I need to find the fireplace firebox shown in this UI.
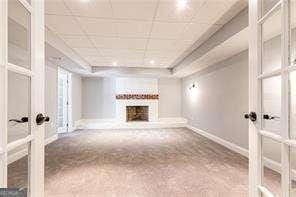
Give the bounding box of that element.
[126,106,148,122]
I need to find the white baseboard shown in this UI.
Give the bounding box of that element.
[186,124,296,180]
[8,148,28,165]
[186,124,249,158]
[45,134,59,145]
[8,134,58,164]
[68,126,75,133]
[75,118,187,130]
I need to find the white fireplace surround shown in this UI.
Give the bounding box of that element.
[116,78,159,122]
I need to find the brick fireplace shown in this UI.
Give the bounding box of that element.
[116,78,159,122]
[126,106,149,122]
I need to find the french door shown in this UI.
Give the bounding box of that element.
[0,0,45,196]
[249,0,296,196]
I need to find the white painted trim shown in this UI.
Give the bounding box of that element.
[7,63,34,77]
[249,0,263,196]
[8,134,58,164]
[186,124,296,181]
[158,117,188,122]
[280,0,291,195]
[8,148,28,165]
[75,118,187,130]
[7,135,33,152]
[258,185,274,197]
[45,134,58,145]
[30,0,46,196]
[257,0,282,24]
[18,0,32,14]
[68,126,75,133]
[0,0,8,187]
[186,124,249,157]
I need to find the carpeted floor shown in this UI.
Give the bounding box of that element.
[8,128,284,196]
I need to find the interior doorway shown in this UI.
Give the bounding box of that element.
[58,67,72,133]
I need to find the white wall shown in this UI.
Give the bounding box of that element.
[158,78,182,118]
[82,77,116,119]
[81,77,182,120]
[71,73,82,127]
[182,51,249,149]
[116,78,158,94]
[182,31,296,166]
[45,61,58,139]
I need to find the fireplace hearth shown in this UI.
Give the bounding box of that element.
[126,106,148,122]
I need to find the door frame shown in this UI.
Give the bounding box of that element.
[0,0,45,196]
[249,0,295,196]
[0,0,8,187]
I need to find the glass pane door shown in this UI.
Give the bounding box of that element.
[249,0,295,196]
[7,0,32,195]
[0,0,45,196]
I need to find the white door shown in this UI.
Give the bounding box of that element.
[58,68,69,133]
[248,0,296,196]
[0,0,45,196]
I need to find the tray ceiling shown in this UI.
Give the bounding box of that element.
[45,0,243,69]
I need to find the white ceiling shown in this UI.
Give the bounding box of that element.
[173,2,296,77]
[45,0,242,68]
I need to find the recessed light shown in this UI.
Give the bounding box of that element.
[112,61,118,66]
[177,0,187,10]
[149,60,155,64]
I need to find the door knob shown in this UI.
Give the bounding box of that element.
[263,114,280,120]
[36,113,50,125]
[9,117,28,123]
[244,111,257,122]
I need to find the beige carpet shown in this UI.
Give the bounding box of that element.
[8,128,283,196]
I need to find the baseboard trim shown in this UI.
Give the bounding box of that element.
[8,134,58,164]
[8,148,28,165]
[186,124,296,180]
[75,118,187,130]
[45,134,58,145]
[186,124,249,157]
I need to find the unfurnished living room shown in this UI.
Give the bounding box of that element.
[0,0,296,196]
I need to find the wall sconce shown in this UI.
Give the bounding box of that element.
[189,83,197,90]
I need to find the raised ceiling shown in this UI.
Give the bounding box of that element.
[45,0,243,69]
